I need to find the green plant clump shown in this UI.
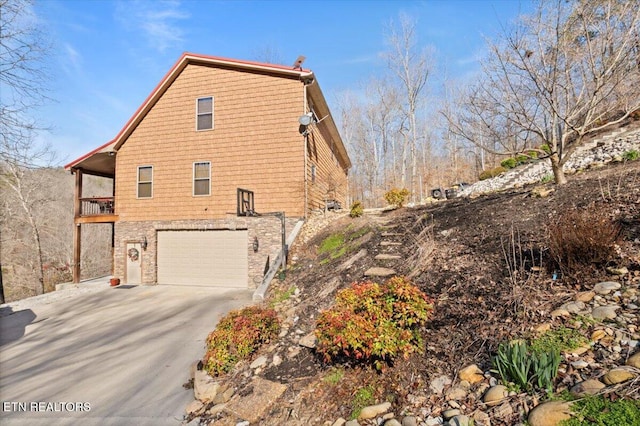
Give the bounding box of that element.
[622,149,639,161]
[492,339,561,392]
[479,166,508,181]
[531,327,588,354]
[350,200,364,218]
[501,158,518,169]
[384,188,410,208]
[540,174,554,183]
[560,395,640,426]
[350,385,376,419]
[315,276,433,370]
[516,153,530,164]
[540,143,551,154]
[323,367,345,385]
[203,306,280,376]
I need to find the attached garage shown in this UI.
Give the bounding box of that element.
[157,230,248,287]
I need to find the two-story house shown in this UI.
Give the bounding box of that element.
[65,52,351,288]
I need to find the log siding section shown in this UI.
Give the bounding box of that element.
[115,64,307,221]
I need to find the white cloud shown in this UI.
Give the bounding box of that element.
[115,0,189,53]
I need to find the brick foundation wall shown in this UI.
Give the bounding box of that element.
[114,215,300,287]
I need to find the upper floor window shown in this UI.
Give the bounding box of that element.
[196,96,214,131]
[137,166,153,198]
[193,161,211,196]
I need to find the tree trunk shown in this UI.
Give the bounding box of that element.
[549,153,567,185]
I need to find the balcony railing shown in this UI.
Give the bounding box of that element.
[80,197,115,216]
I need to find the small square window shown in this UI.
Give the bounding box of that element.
[193,161,211,196]
[197,97,214,131]
[137,166,153,198]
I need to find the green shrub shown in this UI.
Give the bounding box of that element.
[527,150,539,159]
[384,188,410,208]
[492,339,561,392]
[203,306,280,376]
[315,276,433,370]
[501,158,518,169]
[479,166,508,181]
[561,395,640,426]
[622,149,639,161]
[350,201,364,218]
[516,154,529,164]
[540,144,551,154]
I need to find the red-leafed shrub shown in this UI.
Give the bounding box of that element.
[203,306,280,376]
[315,276,433,370]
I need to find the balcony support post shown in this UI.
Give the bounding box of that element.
[73,169,83,283]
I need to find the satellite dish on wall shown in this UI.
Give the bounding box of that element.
[298,112,314,126]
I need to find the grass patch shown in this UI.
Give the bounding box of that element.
[269,286,296,306]
[560,395,640,426]
[350,385,376,419]
[318,226,372,264]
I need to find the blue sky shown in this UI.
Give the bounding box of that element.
[33,0,532,164]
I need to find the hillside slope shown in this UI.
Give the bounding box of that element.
[195,159,640,426]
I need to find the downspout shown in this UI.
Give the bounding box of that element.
[303,82,309,219]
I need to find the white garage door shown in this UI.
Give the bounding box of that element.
[157,230,248,287]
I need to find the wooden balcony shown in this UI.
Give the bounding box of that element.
[75,197,118,223]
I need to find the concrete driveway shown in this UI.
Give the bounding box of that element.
[0,282,254,425]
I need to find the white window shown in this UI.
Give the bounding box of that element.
[137,166,153,198]
[193,161,211,196]
[196,97,213,131]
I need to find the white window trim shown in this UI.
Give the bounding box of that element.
[196,96,214,131]
[193,161,211,196]
[137,165,153,199]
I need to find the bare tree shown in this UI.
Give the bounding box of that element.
[383,14,433,199]
[448,0,640,184]
[0,0,51,166]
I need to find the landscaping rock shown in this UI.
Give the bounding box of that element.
[442,408,461,419]
[606,266,629,276]
[527,401,572,426]
[364,267,396,277]
[345,419,360,426]
[575,291,596,302]
[591,305,620,320]
[430,375,452,395]
[458,364,484,384]
[224,377,287,423]
[250,355,267,369]
[561,300,586,314]
[593,281,621,295]
[448,415,472,426]
[482,385,508,407]
[185,400,204,415]
[401,415,418,426]
[446,385,468,401]
[570,379,606,396]
[602,368,637,385]
[194,369,222,403]
[332,418,347,426]
[384,419,402,426]
[375,254,402,260]
[358,401,391,420]
[299,332,317,349]
[627,351,640,368]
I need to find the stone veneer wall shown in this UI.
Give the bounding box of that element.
[114,215,300,287]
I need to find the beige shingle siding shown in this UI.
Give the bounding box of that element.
[307,123,348,211]
[116,64,308,220]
